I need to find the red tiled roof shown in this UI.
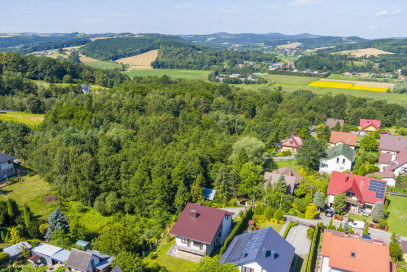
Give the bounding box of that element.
[379,152,392,164]
[379,135,407,153]
[170,203,229,244]
[327,171,387,205]
[329,131,357,146]
[360,119,381,130]
[281,135,304,148]
[321,230,395,272]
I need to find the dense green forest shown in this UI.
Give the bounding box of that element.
[79,34,278,70]
[264,36,366,49]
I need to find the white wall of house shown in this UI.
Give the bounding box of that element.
[327,195,335,207]
[320,155,352,174]
[221,215,232,244]
[380,150,397,160]
[0,161,15,180]
[393,162,407,176]
[321,256,350,272]
[380,163,389,172]
[238,261,264,272]
[175,236,208,255]
[330,143,355,150]
[382,177,396,187]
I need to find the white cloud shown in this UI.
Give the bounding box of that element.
[288,0,318,6]
[375,10,389,17]
[114,14,130,17]
[392,9,402,15]
[174,3,197,9]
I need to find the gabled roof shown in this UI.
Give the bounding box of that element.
[373,171,396,180]
[220,227,294,271]
[401,240,407,254]
[2,242,31,257]
[281,135,304,148]
[379,135,407,153]
[32,243,63,257]
[379,152,392,164]
[326,118,344,129]
[321,143,355,162]
[385,148,407,172]
[263,166,303,194]
[360,119,381,130]
[327,171,387,205]
[321,230,395,272]
[111,266,124,272]
[66,248,93,272]
[329,131,357,146]
[0,152,16,164]
[170,203,230,244]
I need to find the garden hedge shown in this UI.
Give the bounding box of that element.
[218,207,254,256]
[306,223,322,272]
[282,221,298,239]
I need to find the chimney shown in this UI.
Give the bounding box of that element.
[345,174,349,182]
[289,171,292,176]
[189,209,198,218]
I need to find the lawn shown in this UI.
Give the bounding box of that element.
[84,60,124,70]
[0,111,45,127]
[144,238,199,272]
[348,213,373,224]
[124,69,211,81]
[0,175,52,218]
[386,195,407,237]
[257,221,284,233]
[276,160,302,172]
[261,74,317,86]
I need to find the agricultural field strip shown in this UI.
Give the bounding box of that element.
[308,81,387,92]
[116,49,159,69]
[319,78,394,89]
[337,48,393,57]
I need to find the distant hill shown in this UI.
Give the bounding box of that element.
[320,38,407,54]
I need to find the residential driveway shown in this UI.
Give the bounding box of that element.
[285,225,311,255]
[219,206,250,219]
[272,156,295,161]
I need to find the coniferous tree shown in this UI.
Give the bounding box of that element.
[371,201,385,223]
[313,191,325,211]
[45,209,69,241]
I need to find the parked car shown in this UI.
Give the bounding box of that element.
[350,220,365,229]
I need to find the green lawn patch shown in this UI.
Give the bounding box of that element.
[348,213,373,224]
[386,195,407,236]
[125,69,211,81]
[144,238,199,272]
[261,74,317,86]
[0,112,45,127]
[84,61,124,70]
[276,160,302,172]
[0,175,52,218]
[257,221,284,233]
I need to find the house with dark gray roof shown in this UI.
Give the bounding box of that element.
[31,243,70,266]
[220,227,295,272]
[66,248,113,272]
[0,152,16,181]
[319,143,355,174]
[170,202,233,257]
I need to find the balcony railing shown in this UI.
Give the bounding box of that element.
[345,196,360,204]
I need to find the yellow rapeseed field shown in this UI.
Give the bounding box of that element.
[308,81,354,89]
[308,80,389,92]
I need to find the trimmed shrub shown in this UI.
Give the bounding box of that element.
[282,221,298,239]
[307,227,315,240]
[0,252,9,266]
[273,208,284,221]
[306,223,322,272]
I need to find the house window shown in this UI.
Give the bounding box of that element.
[181,237,188,244]
[241,267,254,272]
[343,158,345,164]
[336,158,339,164]
[351,252,356,257]
[193,241,203,250]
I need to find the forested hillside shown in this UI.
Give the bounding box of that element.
[1,76,406,232]
[79,34,278,70]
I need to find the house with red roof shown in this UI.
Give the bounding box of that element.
[359,119,381,135]
[281,135,304,154]
[329,131,357,149]
[327,171,387,213]
[321,230,397,272]
[170,203,233,257]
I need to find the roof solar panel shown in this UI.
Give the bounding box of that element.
[225,233,252,262]
[368,179,386,199]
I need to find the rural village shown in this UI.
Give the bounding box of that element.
[1,1,407,272]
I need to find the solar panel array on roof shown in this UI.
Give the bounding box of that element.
[243,228,268,254]
[224,233,252,263]
[368,179,386,199]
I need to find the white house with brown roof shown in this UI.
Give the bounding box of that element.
[329,131,357,150]
[0,152,16,181]
[379,135,407,157]
[170,203,232,257]
[263,166,303,194]
[281,135,304,154]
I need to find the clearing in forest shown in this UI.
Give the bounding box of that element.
[338,48,393,57]
[116,49,159,70]
[0,111,45,127]
[277,42,302,49]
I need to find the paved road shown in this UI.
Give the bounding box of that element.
[284,215,394,244]
[285,225,311,255]
[272,156,295,161]
[219,206,250,219]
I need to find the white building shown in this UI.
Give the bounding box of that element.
[0,152,16,181]
[319,143,355,174]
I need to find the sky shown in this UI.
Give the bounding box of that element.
[1,0,406,39]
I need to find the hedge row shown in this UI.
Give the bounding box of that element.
[282,221,298,239]
[218,207,254,256]
[306,223,323,272]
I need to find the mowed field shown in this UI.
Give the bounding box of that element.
[0,111,45,127]
[125,69,211,81]
[116,49,159,70]
[338,48,393,57]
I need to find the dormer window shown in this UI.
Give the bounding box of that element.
[351,252,356,257]
[336,158,339,164]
